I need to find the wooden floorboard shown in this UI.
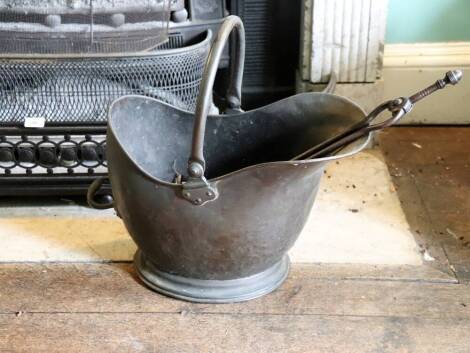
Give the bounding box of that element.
[0,262,468,351]
[0,263,467,318]
[2,312,470,353]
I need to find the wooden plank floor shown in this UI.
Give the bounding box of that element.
[1,262,469,353]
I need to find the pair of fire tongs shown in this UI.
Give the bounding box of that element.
[294,70,463,160]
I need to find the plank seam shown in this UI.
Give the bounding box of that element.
[1,311,469,320]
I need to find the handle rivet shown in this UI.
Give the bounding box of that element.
[188,162,204,178]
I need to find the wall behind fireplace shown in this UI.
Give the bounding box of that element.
[386,0,470,43]
[383,0,470,124]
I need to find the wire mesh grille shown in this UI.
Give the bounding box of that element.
[0,0,176,54]
[0,33,210,125]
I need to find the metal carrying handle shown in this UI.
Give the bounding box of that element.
[87,177,114,210]
[187,15,245,180]
[298,70,463,160]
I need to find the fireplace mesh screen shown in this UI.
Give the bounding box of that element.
[0,33,211,125]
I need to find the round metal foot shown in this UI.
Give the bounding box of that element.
[135,251,290,303]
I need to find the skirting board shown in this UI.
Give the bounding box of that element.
[383,42,470,69]
[298,42,470,124]
[383,42,470,124]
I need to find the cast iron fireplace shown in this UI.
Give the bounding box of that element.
[0,0,300,196]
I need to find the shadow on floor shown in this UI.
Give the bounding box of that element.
[379,126,470,282]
